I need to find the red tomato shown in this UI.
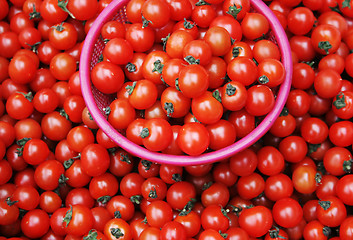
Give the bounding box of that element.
[303,220,329,240]
[301,117,329,144]
[201,204,229,232]
[272,197,303,228]
[80,144,110,177]
[204,26,231,56]
[91,61,124,94]
[141,118,173,152]
[340,216,353,240]
[128,79,158,110]
[192,91,223,125]
[292,166,319,194]
[177,122,210,156]
[332,91,353,119]
[317,196,347,227]
[207,120,236,151]
[241,12,269,40]
[311,24,341,55]
[264,173,293,202]
[146,200,173,228]
[178,64,209,98]
[107,99,136,130]
[21,209,50,238]
[103,38,133,65]
[238,206,273,238]
[160,221,187,240]
[141,0,171,28]
[245,85,275,116]
[237,173,265,200]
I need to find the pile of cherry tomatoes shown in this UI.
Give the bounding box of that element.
[1,0,353,239]
[90,0,286,156]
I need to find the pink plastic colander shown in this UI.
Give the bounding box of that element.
[80,0,292,166]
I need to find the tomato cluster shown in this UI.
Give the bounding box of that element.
[1,0,353,239]
[90,0,287,156]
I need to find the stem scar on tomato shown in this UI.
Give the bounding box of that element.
[97,195,112,204]
[184,55,200,65]
[6,197,18,206]
[179,198,196,216]
[140,128,150,138]
[343,159,353,173]
[225,83,237,96]
[114,210,121,218]
[126,81,137,95]
[226,4,242,19]
[258,75,269,84]
[57,0,76,19]
[232,47,242,58]
[29,4,41,19]
[83,230,98,240]
[183,18,196,29]
[342,0,351,9]
[164,102,174,117]
[213,89,222,102]
[318,41,332,54]
[322,226,331,237]
[148,187,158,199]
[318,200,331,211]
[125,62,137,72]
[333,92,346,109]
[130,195,142,204]
[110,228,124,238]
[152,60,163,74]
[58,174,69,184]
[63,205,73,227]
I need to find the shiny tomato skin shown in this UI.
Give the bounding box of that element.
[238,206,273,238]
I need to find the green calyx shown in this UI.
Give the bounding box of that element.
[318,200,331,211]
[152,60,164,74]
[342,0,351,9]
[63,205,73,227]
[141,159,152,170]
[141,15,152,28]
[125,62,136,73]
[53,22,65,32]
[83,230,99,240]
[120,153,132,164]
[162,34,170,51]
[333,92,346,109]
[213,89,222,103]
[178,198,196,216]
[148,187,158,199]
[29,4,41,19]
[164,102,174,117]
[58,174,69,184]
[226,4,242,19]
[195,0,210,6]
[15,138,31,157]
[114,210,121,219]
[110,228,124,238]
[232,46,242,58]
[97,195,112,205]
[140,128,150,138]
[225,83,237,96]
[258,75,269,84]
[57,0,75,19]
[125,81,137,95]
[130,195,142,204]
[318,41,332,54]
[184,55,200,65]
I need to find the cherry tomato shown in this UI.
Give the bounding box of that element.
[238,206,273,238]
